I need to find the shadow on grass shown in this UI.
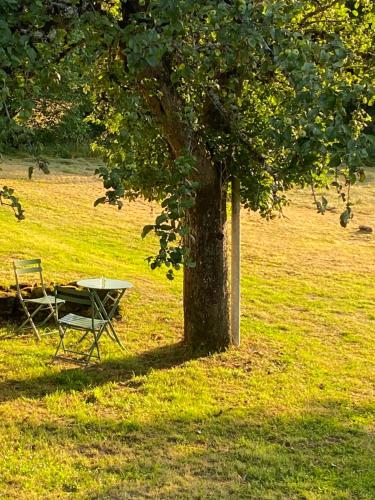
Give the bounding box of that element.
[3,400,374,498]
[0,341,209,403]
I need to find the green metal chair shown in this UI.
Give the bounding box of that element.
[53,286,110,366]
[13,258,64,340]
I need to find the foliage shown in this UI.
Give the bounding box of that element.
[26,96,97,157]
[0,185,24,220]
[0,0,55,147]
[95,154,198,274]
[28,157,50,179]
[0,156,50,219]
[0,0,97,155]
[73,0,375,270]
[1,0,375,273]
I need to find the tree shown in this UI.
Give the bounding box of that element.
[2,0,374,350]
[0,0,95,153]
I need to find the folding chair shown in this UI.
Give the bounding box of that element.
[13,258,64,340]
[53,286,110,367]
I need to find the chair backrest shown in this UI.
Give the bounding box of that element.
[54,286,92,306]
[13,258,45,297]
[54,286,97,328]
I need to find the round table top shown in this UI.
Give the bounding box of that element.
[77,278,133,291]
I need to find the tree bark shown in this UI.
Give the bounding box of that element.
[140,73,230,350]
[184,171,230,351]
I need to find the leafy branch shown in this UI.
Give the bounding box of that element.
[142,160,198,280]
[299,0,343,27]
[28,158,50,179]
[0,186,25,221]
[95,155,198,279]
[0,158,51,220]
[310,166,366,227]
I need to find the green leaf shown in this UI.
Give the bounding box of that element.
[166,269,174,280]
[155,213,168,225]
[94,196,107,207]
[180,198,195,209]
[141,224,155,238]
[340,208,352,228]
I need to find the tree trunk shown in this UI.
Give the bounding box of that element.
[184,172,230,351]
[139,74,230,350]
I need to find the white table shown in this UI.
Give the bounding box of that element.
[77,278,133,349]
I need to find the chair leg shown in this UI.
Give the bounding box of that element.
[18,301,62,339]
[17,302,43,340]
[95,327,105,361]
[85,334,99,366]
[53,323,105,367]
[38,309,56,327]
[84,328,104,366]
[93,332,101,361]
[37,301,64,329]
[42,301,63,327]
[95,340,101,361]
[53,325,67,359]
[77,331,90,344]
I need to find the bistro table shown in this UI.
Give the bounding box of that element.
[77,277,133,349]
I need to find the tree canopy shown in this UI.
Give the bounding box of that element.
[1,0,374,348]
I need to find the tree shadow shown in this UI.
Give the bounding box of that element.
[3,399,373,498]
[0,341,209,403]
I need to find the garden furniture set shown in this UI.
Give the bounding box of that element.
[13,258,133,366]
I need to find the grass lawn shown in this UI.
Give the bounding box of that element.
[0,156,374,499]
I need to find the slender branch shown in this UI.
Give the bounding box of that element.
[3,100,11,120]
[302,19,347,26]
[206,90,264,165]
[299,0,342,27]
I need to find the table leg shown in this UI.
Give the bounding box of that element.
[91,289,126,349]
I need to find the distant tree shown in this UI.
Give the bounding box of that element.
[1,1,374,349]
[0,0,94,153]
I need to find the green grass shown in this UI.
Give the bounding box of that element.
[0,157,374,499]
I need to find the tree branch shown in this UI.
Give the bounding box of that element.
[299,0,343,27]
[206,90,265,166]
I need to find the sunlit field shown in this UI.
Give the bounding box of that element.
[0,156,374,499]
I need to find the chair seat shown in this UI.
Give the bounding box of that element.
[24,295,65,305]
[58,313,108,331]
